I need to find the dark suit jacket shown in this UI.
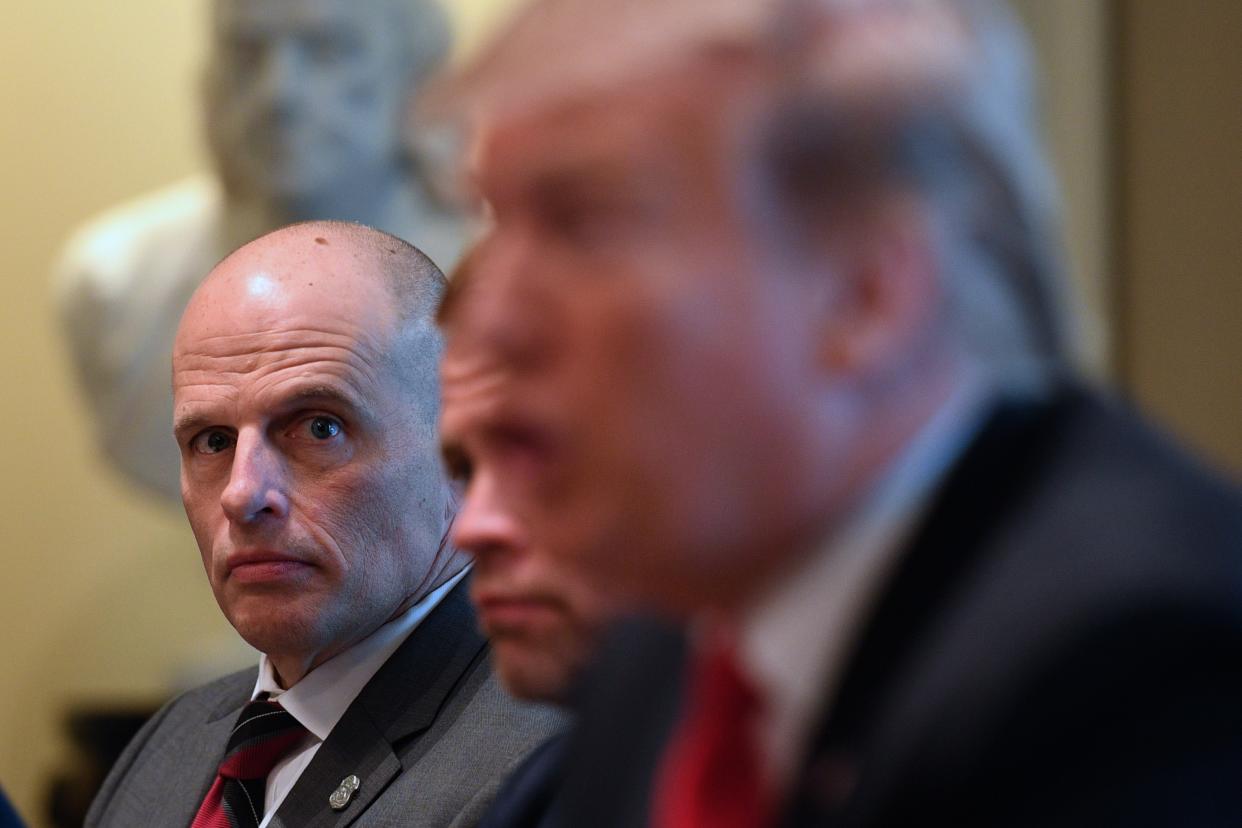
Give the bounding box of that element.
[558,386,1242,827]
[85,580,564,828]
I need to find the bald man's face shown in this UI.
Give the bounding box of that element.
[173,229,451,684]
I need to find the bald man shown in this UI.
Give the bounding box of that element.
[86,222,560,828]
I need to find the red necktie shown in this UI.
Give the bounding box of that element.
[652,642,774,828]
[190,699,307,828]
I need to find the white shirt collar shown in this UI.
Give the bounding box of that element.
[737,377,991,787]
[251,567,471,741]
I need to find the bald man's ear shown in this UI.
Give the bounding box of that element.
[813,193,943,378]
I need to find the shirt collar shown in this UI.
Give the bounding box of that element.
[252,567,471,741]
[736,375,991,784]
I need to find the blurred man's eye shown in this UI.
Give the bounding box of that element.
[441,445,475,487]
[192,429,235,455]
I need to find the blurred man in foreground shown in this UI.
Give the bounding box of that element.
[432,0,1242,824]
[86,222,558,827]
[438,256,618,828]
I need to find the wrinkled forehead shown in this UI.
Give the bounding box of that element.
[211,0,398,43]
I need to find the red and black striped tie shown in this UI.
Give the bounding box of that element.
[190,699,307,828]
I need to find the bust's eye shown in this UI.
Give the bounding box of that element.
[307,416,342,440]
[191,429,234,455]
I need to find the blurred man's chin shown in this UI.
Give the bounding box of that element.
[491,639,575,705]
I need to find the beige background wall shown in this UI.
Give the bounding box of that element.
[1011,0,1113,379]
[0,3,522,823]
[1117,1,1242,474]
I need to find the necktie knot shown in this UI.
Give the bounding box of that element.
[218,700,306,780]
[190,699,307,828]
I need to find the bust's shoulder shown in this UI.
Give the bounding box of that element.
[55,175,222,293]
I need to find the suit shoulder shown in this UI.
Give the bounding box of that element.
[425,662,568,766]
[393,663,568,828]
[180,665,259,706]
[987,387,1242,607]
[124,666,257,754]
[85,667,256,827]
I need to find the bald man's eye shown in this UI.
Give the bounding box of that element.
[305,416,342,441]
[191,429,235,455]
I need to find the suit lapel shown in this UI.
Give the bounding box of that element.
[155,674,255,827]
[270,577,488,828]
[781,389,1079,825]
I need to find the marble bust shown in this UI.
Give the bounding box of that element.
[56,0,467,500]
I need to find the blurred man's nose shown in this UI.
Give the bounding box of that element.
[452,476,526,560]
[221,430,290,525]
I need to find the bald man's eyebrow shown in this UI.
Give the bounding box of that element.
[276,384,376,423]
[174,385,376,442]
[173,412,217,443]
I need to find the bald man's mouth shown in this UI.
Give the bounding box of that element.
[226,549,316,585]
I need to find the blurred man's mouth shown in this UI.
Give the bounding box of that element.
[474,592,566,633]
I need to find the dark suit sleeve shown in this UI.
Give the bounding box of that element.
[968,606,1242,828]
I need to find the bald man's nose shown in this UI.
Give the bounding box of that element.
[221,430,290,524]
[452,478,526,560]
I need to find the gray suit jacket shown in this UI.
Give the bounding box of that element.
[86,580,563,827]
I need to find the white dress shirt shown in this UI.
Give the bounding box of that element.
[251,567,470,828]
[736,379,990,791]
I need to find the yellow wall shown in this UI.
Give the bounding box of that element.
[0,2,525,824]
[1011,0,1113,379]
[1118,1,1242,475]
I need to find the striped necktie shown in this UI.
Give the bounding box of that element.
[190,699,307,828]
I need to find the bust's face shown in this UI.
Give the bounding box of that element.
[204,0,420,202]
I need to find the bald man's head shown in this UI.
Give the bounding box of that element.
[173,221,465,685]
[182,220,447,429]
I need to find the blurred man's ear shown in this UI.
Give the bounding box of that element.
[812,192,943,379]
